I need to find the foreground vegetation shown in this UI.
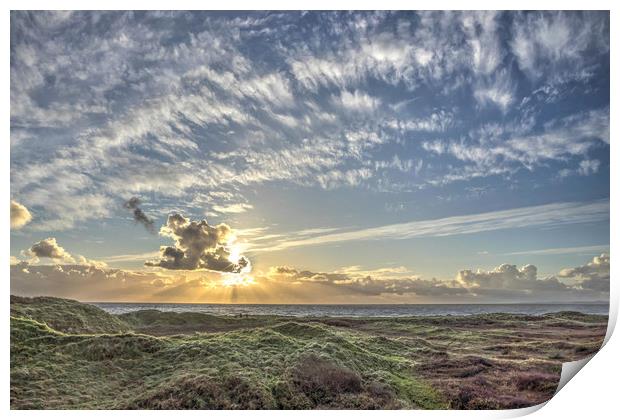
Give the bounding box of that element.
[10,296,607,409]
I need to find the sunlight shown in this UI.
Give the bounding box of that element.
[227,244,241,264]
[221,272,255,287]
[8,9,612,411]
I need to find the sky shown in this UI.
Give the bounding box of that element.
[10,11,610,303]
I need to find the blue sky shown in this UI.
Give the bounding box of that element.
[10,11,610,303]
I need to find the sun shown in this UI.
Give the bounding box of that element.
[226,244,252,273]
[227,244,241,262]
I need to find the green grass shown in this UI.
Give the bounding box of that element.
[10,296,608,410]
[11,296,130,334]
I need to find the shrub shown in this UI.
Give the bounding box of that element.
[124,374,274,409]
[126,375,227,409]
[290,354,362,404]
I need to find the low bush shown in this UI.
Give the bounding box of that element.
[290,354,363,404]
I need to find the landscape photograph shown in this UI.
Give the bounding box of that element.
[9,10,610,410]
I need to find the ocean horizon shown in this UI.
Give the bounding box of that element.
[92,302,610,318]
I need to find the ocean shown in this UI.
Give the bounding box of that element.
[92,302,609,318]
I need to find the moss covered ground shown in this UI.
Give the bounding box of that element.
[10,296,607,409]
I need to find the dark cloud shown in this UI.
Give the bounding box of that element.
[124,197,155,233]
[145,213,250,273]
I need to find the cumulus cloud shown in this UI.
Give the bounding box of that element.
[26,237,74,263]
[10,255,609,303]
[558,253,609,291]
[146,213,250,273]
[267,266,495,298]
[124,197,155,233]
[75,255,108,269]
[266,254,609,301]
[10,200,32,229]
[455,264,567,293]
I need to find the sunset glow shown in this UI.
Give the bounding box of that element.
[10,11,609,304]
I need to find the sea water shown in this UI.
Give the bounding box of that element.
[92,302,609,317]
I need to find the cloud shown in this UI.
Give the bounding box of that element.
[473,70,515,112]
[289,32,417,91]
[211,203,254,214]
[248,199,609,253]
[578,159,601,176]
[267,266,469,297]
[462,11,503,76]
[332,90,380,112]
[22,238,107,268]
[505,244,609,256]
[26,237,74,263]
[10,260,255,303]
[100,251,161,264]
[10,262,181,302]
[316,168,373,190]
[145,213,250,273]
[557,253,609,291]
[455,264,566,292]
[422,107,609,183]
[9,11,610,230]
[74,255,108,269]
[264,254,609,301]
[235,72,294,108]
[506,109,609,164]
[124,197,155,233]
[383,110,454,133]
[10,200,32,229]
[510,11,609,81]
[10,254,609,303]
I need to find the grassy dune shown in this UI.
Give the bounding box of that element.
[10,296,607,410]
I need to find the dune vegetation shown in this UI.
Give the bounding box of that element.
[10,296,607,410]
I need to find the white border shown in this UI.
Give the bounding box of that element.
[2,2,617,419]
